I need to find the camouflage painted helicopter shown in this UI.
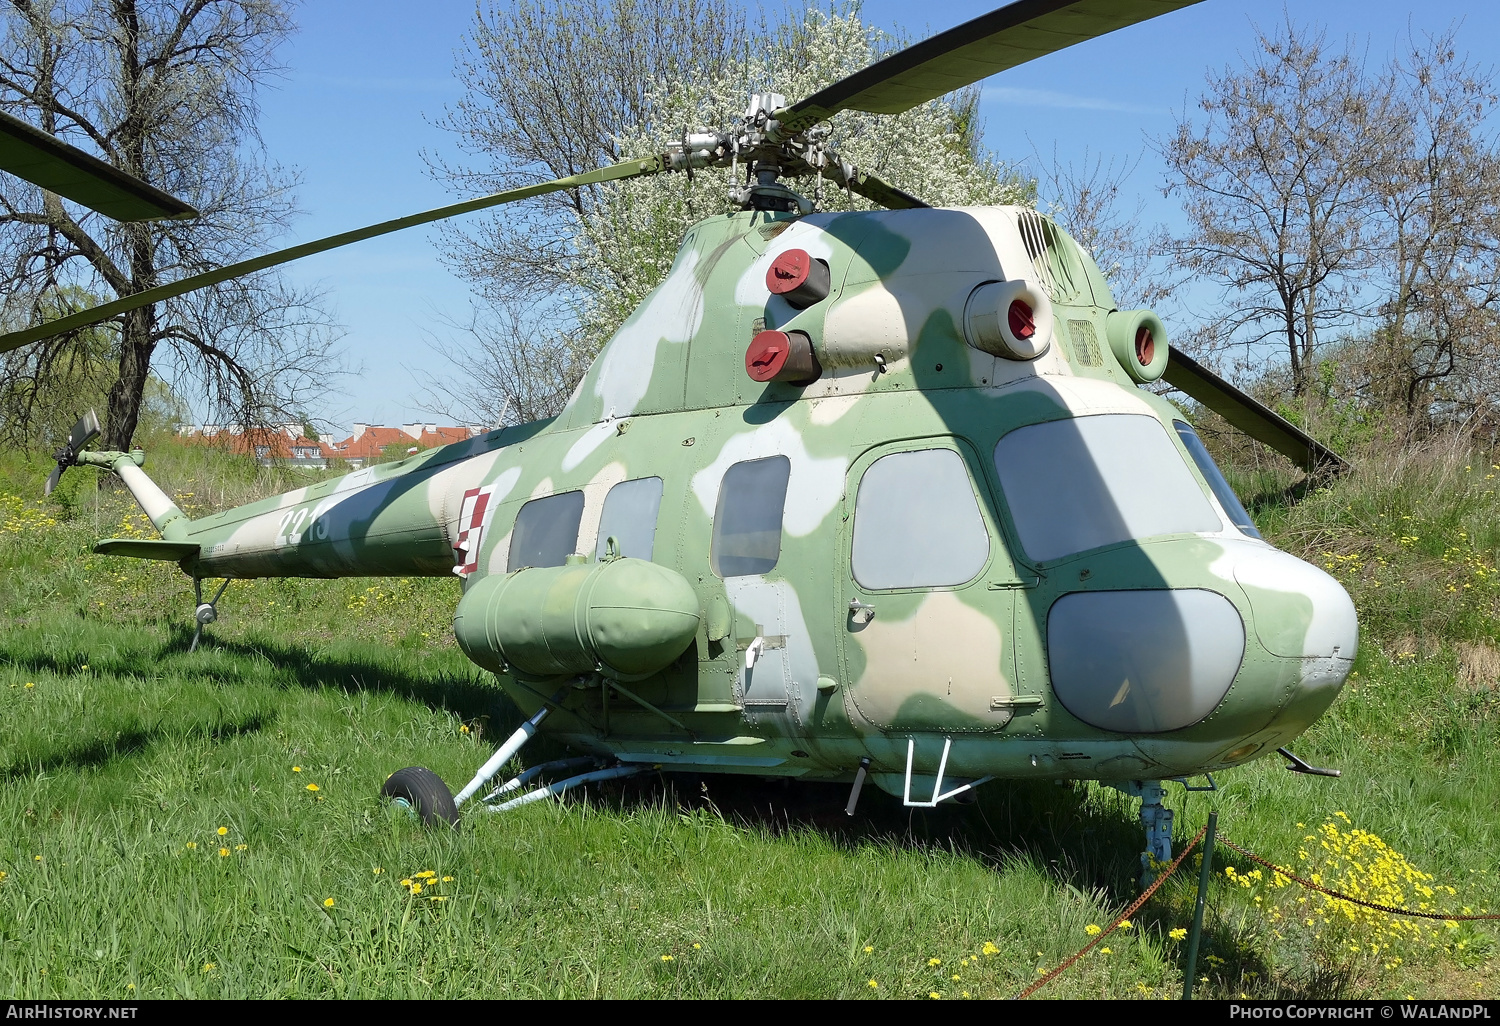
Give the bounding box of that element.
[3,0,1359,869]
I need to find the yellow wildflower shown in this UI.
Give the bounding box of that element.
[1119,920,1133,930]
[442,875,454,882]
[292,766,301,772]
[660,954,674,961]
[416,870,436,878]
[235,845,247,852]
[305,783,319,792]
[217,827,228,836]
[867,980,878,989]
[928,957,941,966]
[1084,924,1101,936]
[864,945,874,953]
[1170,928,1188,941]
[982,941,999,956]
[373,868,384,874]
[218,848,229,857]
[185,843,197,850]
[202,963,216,973]
[1101,947,1113,955]
[324,898,335,907]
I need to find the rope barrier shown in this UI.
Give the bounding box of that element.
[1011,821,1498,1001]
[1014,821,1208,1000]
[1218,834,1500,922]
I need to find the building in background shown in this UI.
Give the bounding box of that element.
[177,421,484,469]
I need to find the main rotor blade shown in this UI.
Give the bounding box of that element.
[777,0,1203,132]
[0,156,666,355]
[0,109,198,222]
[1163,347,1348,474]
[813,158,931,210]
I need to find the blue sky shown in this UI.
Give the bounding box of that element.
[251,1,1500,431]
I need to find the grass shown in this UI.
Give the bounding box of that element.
[0,436,1497,998]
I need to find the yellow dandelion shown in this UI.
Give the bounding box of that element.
[202,963,216,973]
[400,878,412,887]
[324,898,335,907]
[218,848,229,857]
[867,980,878,989]
[410,884,422,895]
[217,827,228,836]
[185,842,197,850]
[292,766,301,772]
[1169,928,1188,941]
[459,724,470,734]
[929,992,941,999]
[692,943,701,950]
[125,984,133,991]
[951,974,960,981]
[1084,924,1101,936]
[305,783,319,791]
[1119,920,1133,930]
[1101,947,1113,955]
[442,875,454,882]
[428,896,447,902]
[982,941,999,956]
[928,957,941,966]
[235,844,247,852]
[864,945,874,953]
[416,870,436,878]
[661,954,674,961]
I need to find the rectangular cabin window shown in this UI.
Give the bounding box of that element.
[595,477,664,561]
[508,491,585,571]
[852,448,989,589]
[711,456,790,578]
[993,414,1221,563]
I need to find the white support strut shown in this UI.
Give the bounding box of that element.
[454,705,551,807]
[484,765,646,813]
[902,736,994,808]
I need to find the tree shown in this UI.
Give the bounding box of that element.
[424,1,1031,425]
[0,0,338,452]
[1362,31,1500,423]
[1159,19,1398,397]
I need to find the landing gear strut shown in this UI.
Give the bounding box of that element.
[1107,780,1174,888]
[190,577,230,652]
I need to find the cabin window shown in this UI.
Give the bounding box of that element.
[508,490,585,571]
[595,476,664,561]
[993,414,1221,562]
[711,456,791,577]
[1172,421,1262,538]
[852,448,989,589]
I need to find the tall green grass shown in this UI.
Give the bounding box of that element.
[0,439,1495,998]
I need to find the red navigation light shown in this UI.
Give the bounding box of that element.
[1007,299,1036,340]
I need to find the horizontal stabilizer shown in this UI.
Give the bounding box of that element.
[94,538,200,562]
[1163,347,1349,474]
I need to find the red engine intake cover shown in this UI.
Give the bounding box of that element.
[766,249,813,294]
[745,330,790,382]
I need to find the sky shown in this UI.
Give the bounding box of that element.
[249,1,1500,433]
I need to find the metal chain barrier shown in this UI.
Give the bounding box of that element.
[1218,834,1500,922]
[1014,821,1209,1000]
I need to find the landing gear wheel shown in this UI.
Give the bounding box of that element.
[381,767,459,828]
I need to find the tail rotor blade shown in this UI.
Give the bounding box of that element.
[0,156,667,356]
[44,408,103,495]
[68,409,101,451]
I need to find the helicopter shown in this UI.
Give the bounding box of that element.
[2,0,1359,875]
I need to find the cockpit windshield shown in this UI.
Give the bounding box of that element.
[993,414,1223,562]
[1172,421,1262,539]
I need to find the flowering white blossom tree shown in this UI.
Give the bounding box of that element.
[427,3,1032,425]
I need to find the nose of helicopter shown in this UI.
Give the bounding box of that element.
[1229,542,1359,717]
